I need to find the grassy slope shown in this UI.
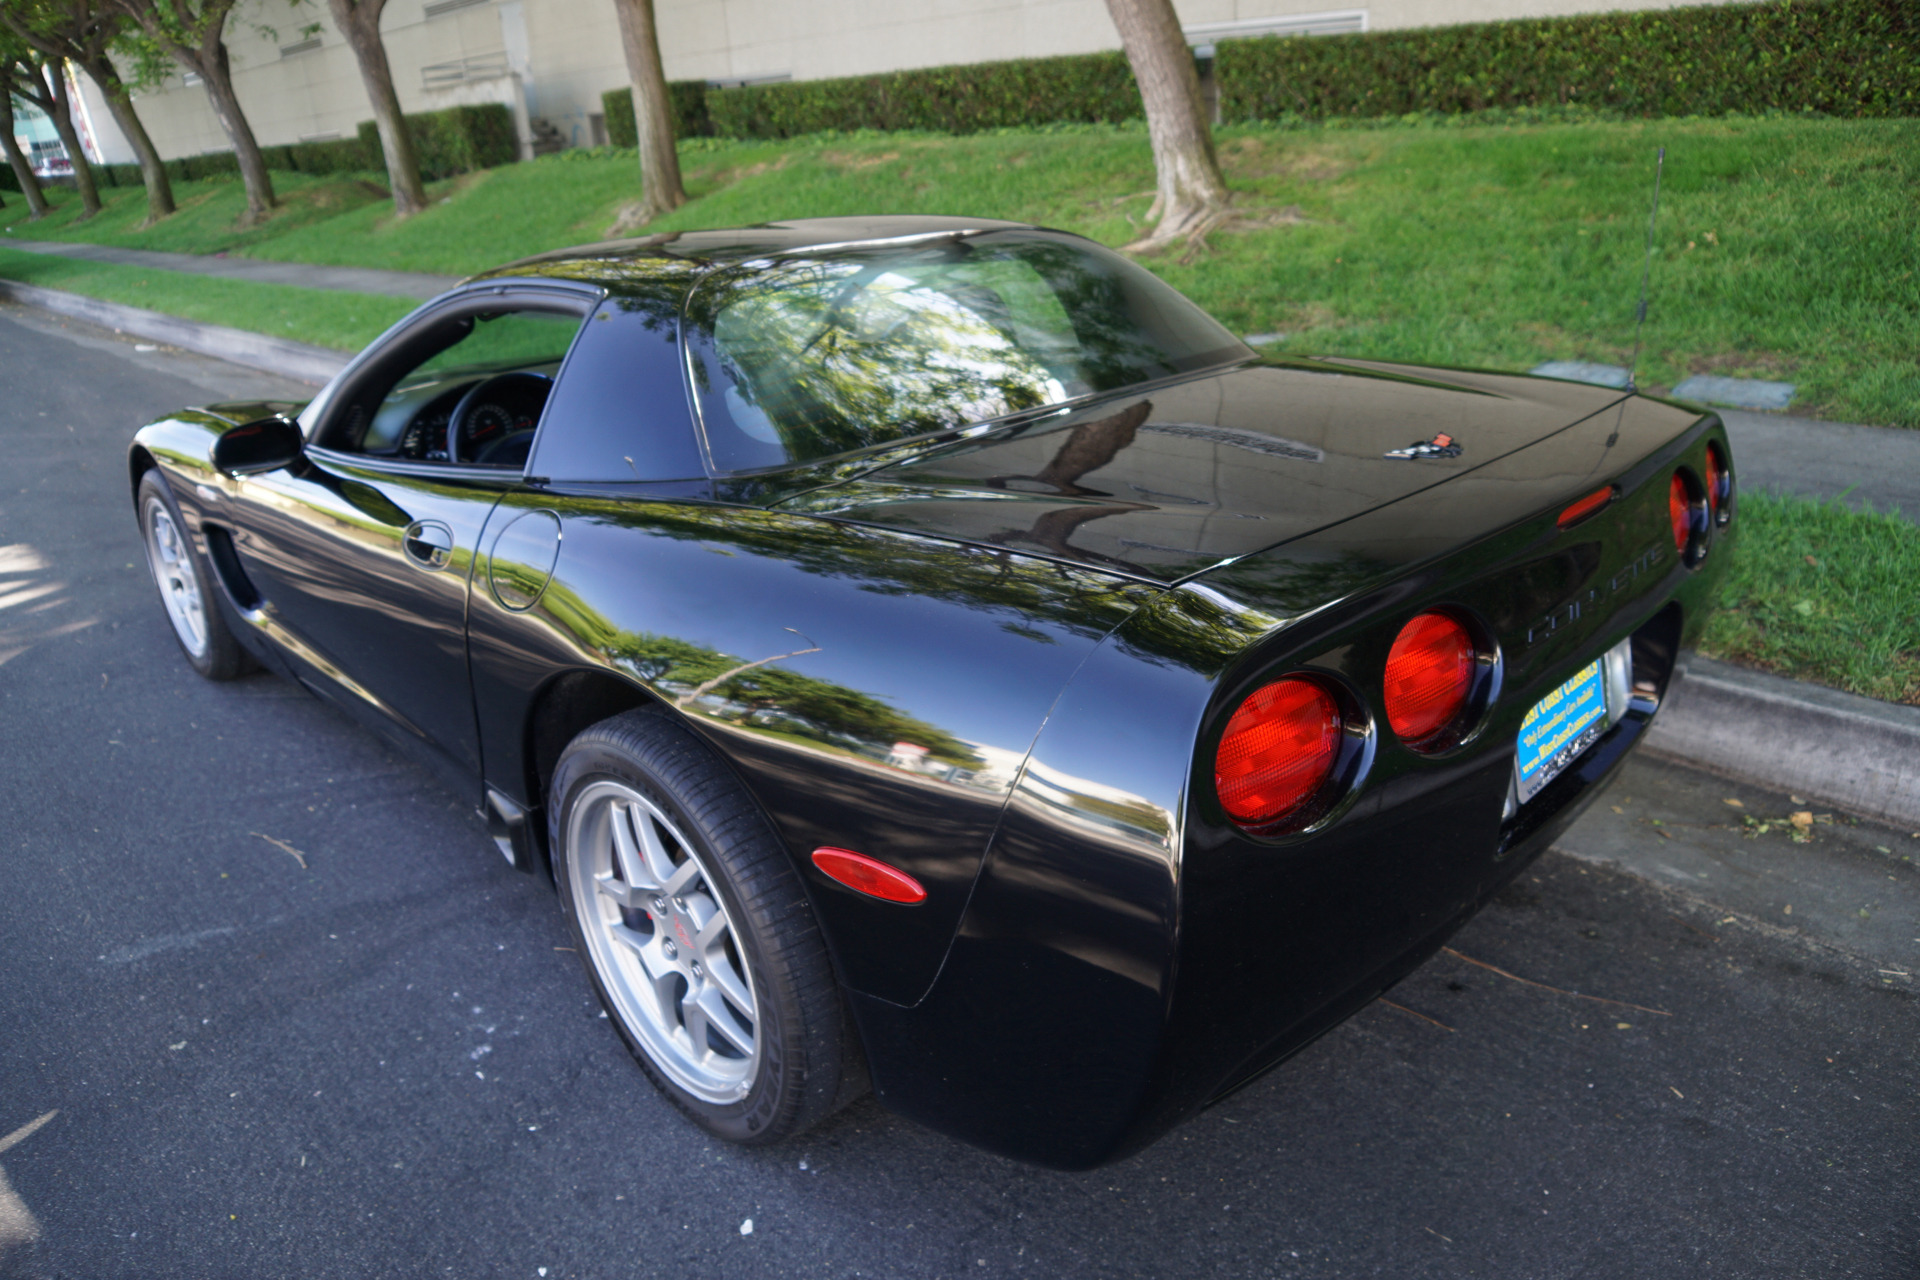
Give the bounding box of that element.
[0,246,414,351]
[1701,493,1920,706]
[0,169,394,257]
[5,117,1915,425]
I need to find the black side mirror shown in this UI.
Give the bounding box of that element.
[211,416,304,477]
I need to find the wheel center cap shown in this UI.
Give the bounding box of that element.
[673,914,695,952]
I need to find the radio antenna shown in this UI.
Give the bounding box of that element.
[1625,146,1665,393]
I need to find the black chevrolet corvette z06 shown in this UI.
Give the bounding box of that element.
[128,216,1735,1169]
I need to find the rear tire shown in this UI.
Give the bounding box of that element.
[137,469,247,681]
[550,708,863,1143]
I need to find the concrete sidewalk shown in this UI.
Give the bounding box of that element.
[0,234,459,300]
[1720,408,1919,520]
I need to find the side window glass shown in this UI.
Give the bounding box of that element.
[527,293,706,483]
[352,309,584,467]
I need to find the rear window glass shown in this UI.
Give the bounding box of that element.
[685,230,1247,473]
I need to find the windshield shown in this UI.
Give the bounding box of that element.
[685,230,1248,473]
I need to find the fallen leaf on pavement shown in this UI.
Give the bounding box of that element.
[252,832,308,870]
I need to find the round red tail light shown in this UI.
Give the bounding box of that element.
[1384,611,1476,745]
[1704,443,1729,519]
[1669,472,1691,552]
[1216,677,1342,828]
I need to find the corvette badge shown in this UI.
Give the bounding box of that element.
[1384,432,1462,460]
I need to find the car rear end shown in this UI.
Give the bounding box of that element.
[844,394,1733,1169]
[1141,395,1736,1136]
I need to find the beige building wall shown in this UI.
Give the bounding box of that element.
[75,0,1758,166]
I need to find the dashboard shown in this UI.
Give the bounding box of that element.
[365,362,561,464]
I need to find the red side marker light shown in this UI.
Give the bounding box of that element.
[1704,443,1728,517]
[1384,611,1476,745]
[812,847,927,904]
[1557,485,1616,530]
[1215,677,1342,828]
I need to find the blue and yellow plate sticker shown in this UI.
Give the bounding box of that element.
[1516,660,1607,787]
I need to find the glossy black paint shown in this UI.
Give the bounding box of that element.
[126,217,1734,1169]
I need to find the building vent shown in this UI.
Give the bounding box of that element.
[279,37,322,58]
[705,72,792,89]
[422,49,510,90]
[1186,8,1366,57]
[423,0,488,18]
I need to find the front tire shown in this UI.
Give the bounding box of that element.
[137,469,247,681]
[550,709,862,1143]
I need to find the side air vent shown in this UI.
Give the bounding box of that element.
[202,525,263,611]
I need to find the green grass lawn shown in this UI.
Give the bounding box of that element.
[0,169,396,257]
[1702,493,1920,706]
[0,245,413,351]
[4,115,1916,424]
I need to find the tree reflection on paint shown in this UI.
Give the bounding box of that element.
[536,577,984,768]
[528,493,1160,649]
[686,231,1245,473]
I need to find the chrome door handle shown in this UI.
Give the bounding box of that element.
[402,520,454,571]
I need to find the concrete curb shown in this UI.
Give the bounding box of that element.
[1648,656,1920,831]
[0,279,350,386]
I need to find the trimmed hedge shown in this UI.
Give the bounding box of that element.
[703,51,1141,139]
[599,80,716,147]
[1217,0,1919,121]
[163,151,241,182]
[358,103,517,181]
[590,0,1910,144]
[74,110,499,197]
[284,136,375,174]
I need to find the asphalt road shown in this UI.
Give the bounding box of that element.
[1,306,1914,1280]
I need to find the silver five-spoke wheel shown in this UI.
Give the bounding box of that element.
[136,470,245,680]
[143,495,209,659]
[566,780,760,1103]
[550,709,862,1144]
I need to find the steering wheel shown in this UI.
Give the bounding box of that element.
[445,371,552,465]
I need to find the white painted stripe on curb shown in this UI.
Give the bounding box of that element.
[1648,655,1920,830]
[0,279,350,386]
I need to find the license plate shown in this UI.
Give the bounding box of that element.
[1514,659,1610,804]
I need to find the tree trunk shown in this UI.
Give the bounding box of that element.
[39,58,103,216]
[78,55,176,222]
[1104,0,1229,248]
[610,0,684,225]
[0,81,52,219]
[329,0,427,215]
[193,35,275,224]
